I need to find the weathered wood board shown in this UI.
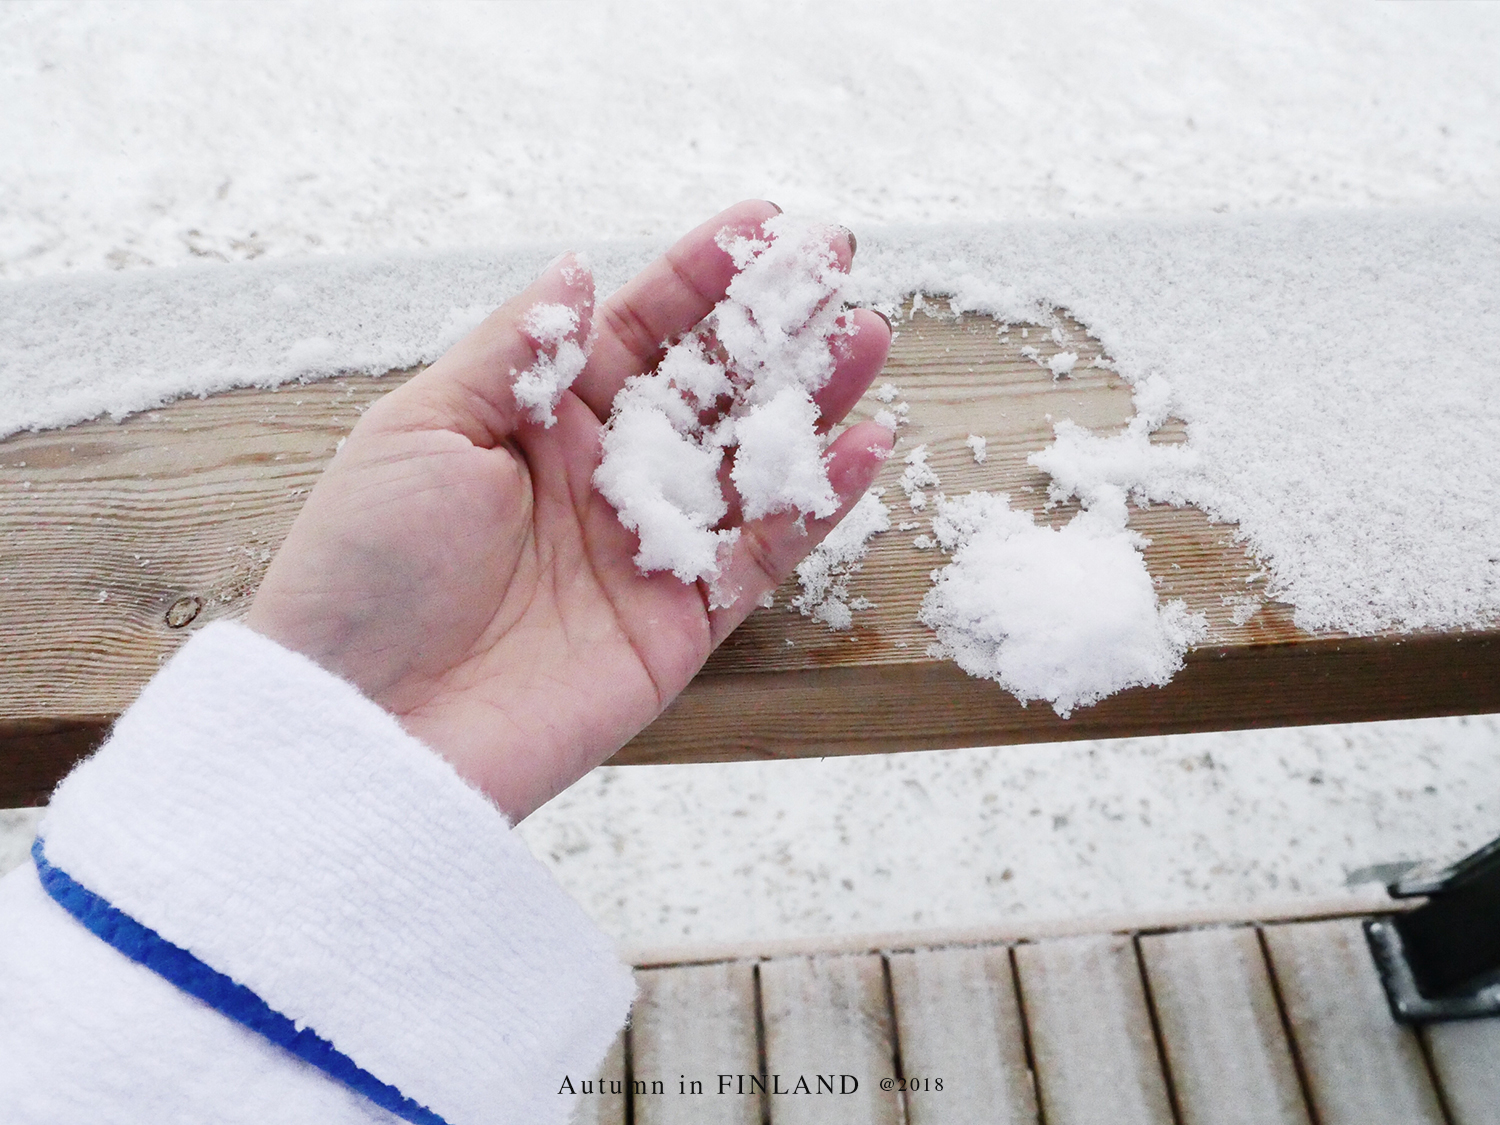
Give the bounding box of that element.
[887,945,1037,1125]
[568,913,1498,1125]
[756,954,905,1125]
[1138,926,1310,1125]
[1423,1018,1500,1125]
[4,306,1498,803]
[1261,919,1446,1125]
[1012,933,1175,1125]
[631,961,761,1125]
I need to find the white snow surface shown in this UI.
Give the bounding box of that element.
[4,2,1499,280]
[511,300,589,428]
[5,1,1500,947]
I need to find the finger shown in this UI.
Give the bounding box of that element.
[705,419,895,646]
[711,306,893,529]
[576,202,858,421]
[813,308,893,432]
[367,253,595,447]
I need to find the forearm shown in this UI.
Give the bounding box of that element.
[0,621,633,1124]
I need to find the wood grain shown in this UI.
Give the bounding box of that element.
[1422,1019,1500,1125]
[4,306,1498,804]
[631,961,761,1125]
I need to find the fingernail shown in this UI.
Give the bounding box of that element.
[842,227,857,257]
[767,201,783,214]
[872,308,892,332]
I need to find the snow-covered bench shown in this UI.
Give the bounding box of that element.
[3,302,1497,807]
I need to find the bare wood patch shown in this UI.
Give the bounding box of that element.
[631,961,761,1125]
[1422,1019,1500,1125]
[757,953,904,1125]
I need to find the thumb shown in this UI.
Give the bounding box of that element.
[372,253,596,447]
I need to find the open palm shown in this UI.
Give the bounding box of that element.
[245,202,893,820]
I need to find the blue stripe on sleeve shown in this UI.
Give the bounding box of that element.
[32,837,450,1125]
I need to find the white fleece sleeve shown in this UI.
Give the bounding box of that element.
[0,620,635,1125]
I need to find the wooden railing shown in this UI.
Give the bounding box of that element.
[4,308,1496,805]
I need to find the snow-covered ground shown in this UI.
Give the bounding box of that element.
[3,0,1499,951]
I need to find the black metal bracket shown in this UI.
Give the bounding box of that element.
[1365,834,1500,1023]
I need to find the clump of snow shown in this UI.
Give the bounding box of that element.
[1028,375,1199,520]
[898,445,939,511]
[592,215,855,583]
[874,383,900,404]
[872,400,910,431]
[791,489,892,630]
[921,492,1207,717]
[1048,351,1078,378]
[510,300,591,427]
[966,434,988,464]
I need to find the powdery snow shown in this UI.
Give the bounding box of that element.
[4,2,1498,280]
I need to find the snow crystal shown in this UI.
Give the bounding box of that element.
[965,434,988,464]
[875,383,900,404]
[921,492,1207,717]
[1048,351,1078,378]
[792,489,892,630]
[510,300,591,427]
[593,216,853,582]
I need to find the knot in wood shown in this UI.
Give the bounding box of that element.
[164,596,203,629]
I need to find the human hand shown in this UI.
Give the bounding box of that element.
[244,201,893,820]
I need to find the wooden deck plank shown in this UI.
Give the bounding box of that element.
[1012,933,1174,1125]
[887,945,1037,1125]
[1423,1019,1500,1125]
[1138,926,1311,1125]
[756,954,904,1125]
[630,961,761,1125]
[5,306,1499,803]
[1261,919,1445,1125]
[569,1030,627,1125]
